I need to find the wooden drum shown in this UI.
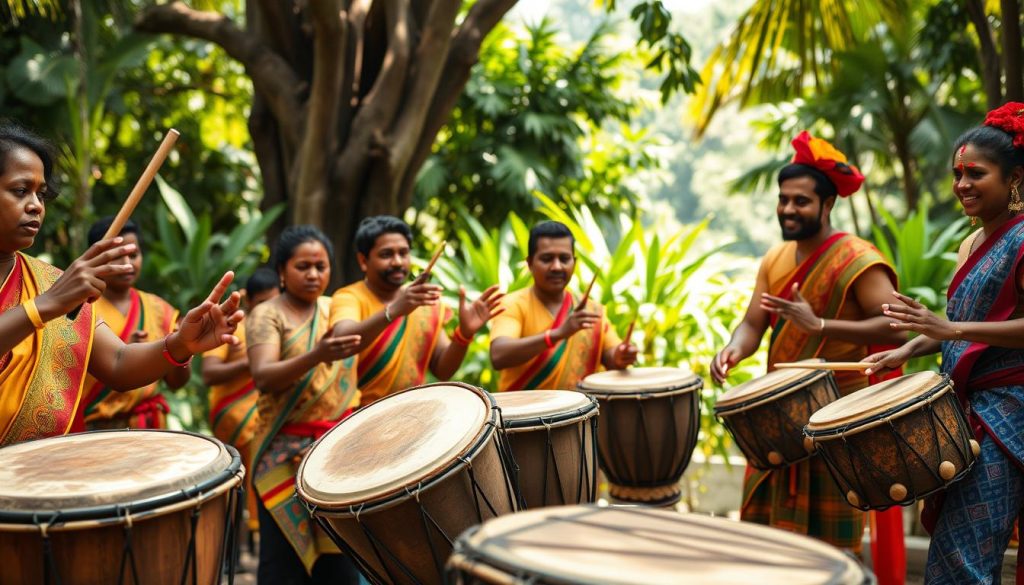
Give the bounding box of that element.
[714,360,840,469]
[578,368,702,506]
[0,429,244,585]
[805,371,979,510]
[494,390,599,509]
[447,504,871,584]
[296,382,517,585]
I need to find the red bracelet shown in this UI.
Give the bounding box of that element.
[544,330,555,349]
[452,327,472,346]
[162,336,193,367]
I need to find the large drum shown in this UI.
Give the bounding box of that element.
[494,390,599,509]
[296,382,517,585]
[805,371,978,510]
[446,504,871,584]
[714,361,840,469]
[0,430,243,585]
[577,367,702,506]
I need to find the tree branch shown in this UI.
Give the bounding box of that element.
[135,1,304,147]
[293,0,348,224]
[964,0,1002,109]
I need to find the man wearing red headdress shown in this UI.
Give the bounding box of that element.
[711,132,907,569]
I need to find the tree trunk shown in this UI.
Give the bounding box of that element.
[136,0,517,287]
[965,0,1003,109]
[70,0,91,253]
[1002,0,1023,102]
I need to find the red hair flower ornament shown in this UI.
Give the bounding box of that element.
[790,131,865,197]
[983,102,1024,149]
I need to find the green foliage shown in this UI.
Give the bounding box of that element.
[870,203,968,371]
[432,194,763,459]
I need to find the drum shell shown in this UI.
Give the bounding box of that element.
[503,407,598,509]
[806,381,976,511]
[716,373,840,470]
[309,424,515,585]
[588,386,700,503]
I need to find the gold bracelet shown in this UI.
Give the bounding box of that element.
[23,299,45,329]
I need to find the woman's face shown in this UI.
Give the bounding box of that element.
[0,147,47,254]
[280,240,331,303]
[953,143,1021,221]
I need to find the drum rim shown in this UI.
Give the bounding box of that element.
[714,370,832,415]
[0,429,242,526]
[804,374,951,437]
[500,393,599,431]
[297,381,503,512]
[577,377,703,399]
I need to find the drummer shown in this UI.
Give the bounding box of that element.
[0,120,242,446]
[865,104,1024,584]
[710,132,903,553]
[328,215,505,405]
[489,220,637,391]
[78,217,184,430]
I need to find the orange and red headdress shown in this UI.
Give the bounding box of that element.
[983,102,1024,148]
[789,131,865,197]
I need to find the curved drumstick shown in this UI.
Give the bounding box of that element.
[576,271,599,311]
[412,240,447,284]
[67,129,180,319]
[774,362,870,372]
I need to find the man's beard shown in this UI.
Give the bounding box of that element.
[779,213,823,241]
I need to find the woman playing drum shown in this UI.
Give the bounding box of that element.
[0,121,241,446]
[246,226,363,584]
[865,103,1024,584]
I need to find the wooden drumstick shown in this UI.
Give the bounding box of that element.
[412,240,447,284]
[575,271,599,311]
[774,362,871,372]
[67,129,180,319]
[624,318,636,341]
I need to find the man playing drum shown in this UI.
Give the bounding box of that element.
[77,217,186,430]
[328,215,505,405]
[489,221,637,391]
[0,121,242,446]
[710,132,904,553]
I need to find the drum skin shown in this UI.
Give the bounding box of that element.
[715,368,839,470]
[297,383,517,585]
[0,430,241,585]
[805,372,977,510]
[495,390,599,509]
[578,369,702,506]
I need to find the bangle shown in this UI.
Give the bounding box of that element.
[162,336,193,368]
[544,330,555,349]
[819,318,826,333]
[23,299,45,329]
[384,304,394,323]
[452,327,472,346]
[953,328,964,340]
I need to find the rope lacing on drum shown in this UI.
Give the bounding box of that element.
[352,502,423,585]
[178,494,202,585]
[114,505,141,585]
[217,481,243,585]
[36,513,64,585]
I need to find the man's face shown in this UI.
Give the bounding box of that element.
[528,237,575,295]
[359,233,411,290]
[777,176,829,241]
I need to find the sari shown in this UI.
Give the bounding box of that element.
[0,253,95,446]
[80,289,176,429]
[742,233,896,551]
[925,215,1024,584]
[248,297,360,574]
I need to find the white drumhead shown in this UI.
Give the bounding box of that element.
[0,430,231,511]
[456,505,865,585]
[299,384,490,507]
[495,390,594,421]
[578,367,699,394]
[807,371,945,432]
[715,360,827,410]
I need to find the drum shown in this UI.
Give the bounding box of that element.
[0,429,243,585]
[296,382,517,585]
[714,360,840,469]
[577,367,702,506]
[494,390,599,509]
[446,504,871,584]
[805,371,979,510]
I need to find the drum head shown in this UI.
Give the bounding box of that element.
[578,367,700,395]
[715,360,827,411]
[299,383,492,508]
[806,371,946,432]
[454,505,865,584]
[495,390,595,424]
[0,430,233,513]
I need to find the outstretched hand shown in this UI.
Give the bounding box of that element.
[760,283,821,333]
[882,291,957,340]
[172,272,245,356]
[457,284,505,337]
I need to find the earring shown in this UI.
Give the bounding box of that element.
[970,216,977,227]
[1010,183,1024,213]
